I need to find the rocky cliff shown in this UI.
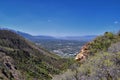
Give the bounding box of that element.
[75,42,91,61]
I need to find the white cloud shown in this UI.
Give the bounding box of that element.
[114,21,119,24]
[48,19,52,22]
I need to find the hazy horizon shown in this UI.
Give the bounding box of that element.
[0,27,98,37]
[0,0,120,36]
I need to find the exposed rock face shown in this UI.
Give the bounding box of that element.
[3,56,23,80]
[75,42,91,61]
[0,53,23,80]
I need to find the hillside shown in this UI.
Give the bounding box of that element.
[75,32,120,61]
[53,31,120,80]
[0,30,74,80]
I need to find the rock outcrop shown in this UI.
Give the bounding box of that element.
[0,52,23,80]
[75,42,91,61]
[3,56,23,80]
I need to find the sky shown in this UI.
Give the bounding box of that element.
[0,0,120,36]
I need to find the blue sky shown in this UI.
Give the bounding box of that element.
[0,0,120,36]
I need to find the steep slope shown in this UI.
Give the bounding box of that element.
[53,31,120,80]
[0,30,73,80]
[73,31,120,80]
[75,32,120,61]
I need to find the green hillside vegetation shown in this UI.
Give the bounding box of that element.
[53,31,120,80]
[0,30,74,80]
[88,31,120,54]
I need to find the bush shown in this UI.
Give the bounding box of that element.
[60,52,120,80]
[88,32,120,55]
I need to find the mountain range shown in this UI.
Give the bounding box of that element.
[0,28,97,41]
[16,31,97,41]
[16,31,55,41]
[57,35,97,41]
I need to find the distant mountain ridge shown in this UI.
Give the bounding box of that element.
[0,28,97,41]
[16,31,55,41]
[16,31,97,41]
[58,35,97,41]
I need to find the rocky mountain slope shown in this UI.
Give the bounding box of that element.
[53,31,120,80]
[0,30,73,80]
[75,32,120,62]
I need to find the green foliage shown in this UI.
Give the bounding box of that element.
[0,30,75,80]
[88,32,120,55]
[58,52,120,80]
[104,32,114,39]
[53,31,120,80]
